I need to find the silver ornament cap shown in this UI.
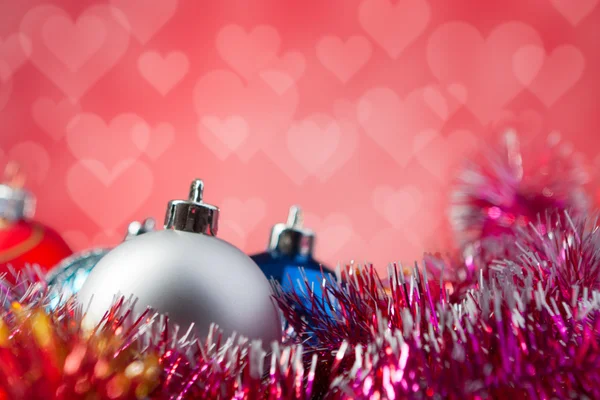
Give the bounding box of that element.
[0,162,35,222]
[165,179,219,235]
[268,206,314,257]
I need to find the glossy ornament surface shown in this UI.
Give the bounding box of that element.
[0,163,72,279]
[77,179,281,344]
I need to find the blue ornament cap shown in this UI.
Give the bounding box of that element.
[251,206,334,301]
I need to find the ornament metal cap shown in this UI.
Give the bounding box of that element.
[0,162,35,222]
[164,179,219,236]
[268,205,315,257]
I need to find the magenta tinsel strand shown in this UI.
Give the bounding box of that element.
[327,287,600,398]
[497,211,600,303]
[449,133,590,292]
[274,258,600,399]
[5,213,600,397]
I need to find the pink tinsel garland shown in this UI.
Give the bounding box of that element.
[0,133,598,399]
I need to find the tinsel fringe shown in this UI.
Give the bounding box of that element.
[1,134,598,399]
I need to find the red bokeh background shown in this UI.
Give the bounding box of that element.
[0,0,599,271]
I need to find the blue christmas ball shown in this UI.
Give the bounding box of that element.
[251,251,329,298]
[46,248,109,309]
[251,206,334,303]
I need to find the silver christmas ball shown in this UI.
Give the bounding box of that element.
[77,180,281,345]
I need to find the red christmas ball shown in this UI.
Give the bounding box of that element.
[0,162,72,279]
[0,219,72,278]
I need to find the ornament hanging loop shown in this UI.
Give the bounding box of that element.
[287,205,303,228]
[190,179,204,203]
[4,162,26,189]
[125,218,156,240]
